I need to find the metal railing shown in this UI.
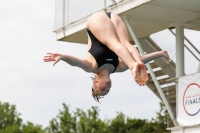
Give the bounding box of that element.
[54,0,125,31]
[169,29,200,62]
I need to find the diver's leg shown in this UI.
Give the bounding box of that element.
[86,11,141,85]
[110,12,148,85]
[141,50,170,64]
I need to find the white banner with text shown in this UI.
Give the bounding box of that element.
[177,73,200,126]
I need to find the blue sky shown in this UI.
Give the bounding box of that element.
[0,0,199,128]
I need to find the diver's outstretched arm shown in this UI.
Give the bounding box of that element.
[115,50,170,72]
[43,53,93,72]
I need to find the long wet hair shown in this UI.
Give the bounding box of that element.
[91,74,104,103]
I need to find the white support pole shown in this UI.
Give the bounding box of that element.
[104,0,106,8]
[176,25,185,77]
[123,17,179,127]
[175,25,185,120]
[197,62,200,73]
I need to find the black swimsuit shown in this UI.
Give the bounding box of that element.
[87,12,119,73]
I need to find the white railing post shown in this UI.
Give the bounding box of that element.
[62,0,68,37]
[63,0,65,27]
[65,0,68,25]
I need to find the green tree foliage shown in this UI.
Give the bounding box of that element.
[46,103,77,133]
[0,101,170,133]
[1,125,21,133]
[108,112,126,133]
[151,102,170,133]
[108,112,156,133]
[0,102,22,132]
[47,104,108,133]
[75,107,108,133]
[22,122,47,133]
[124,118,154,133]
[0,102,46,133]
[47,102,170,133]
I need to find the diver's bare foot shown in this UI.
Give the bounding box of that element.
[131,63,141,85]
[162,50,170,60]
[139,63,148,86]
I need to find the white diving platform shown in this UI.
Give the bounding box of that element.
[54,0,200,44]
[53,0,200,132]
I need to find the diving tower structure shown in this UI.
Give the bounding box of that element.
[53,0,200,132]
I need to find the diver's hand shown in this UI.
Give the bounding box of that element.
[43,53,62,66]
